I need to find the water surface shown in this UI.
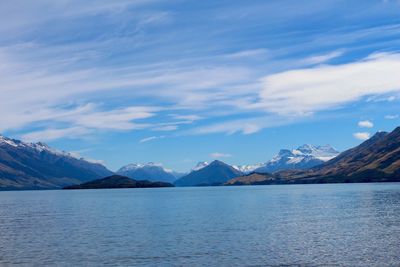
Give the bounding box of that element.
[1,183,400,266]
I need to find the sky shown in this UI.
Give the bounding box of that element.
[1,0,400,172]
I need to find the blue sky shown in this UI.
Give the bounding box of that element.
[1,0,400,172]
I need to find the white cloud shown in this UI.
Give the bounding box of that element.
[169,114,203,121]
[0,42,255,135]
[303,50,344,65]
[385,114,399,119]
[1,2,400,143]
[259,52,400,115]
[71,106,155,130]
[21,127,91,142]
[0,0,161,35]
[353,132,371,140]
[84,158,106,165]
[358,120,374,128]
[153,125,178,131]
[139,136,165,143]
[210,152,232,158]
[225,49,268,59]
[14,104,158,141]
[186,116,297,136]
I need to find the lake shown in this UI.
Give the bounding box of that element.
[1,183,400,266]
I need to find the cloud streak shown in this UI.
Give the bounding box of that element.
[210,152,232,159]
[353,132,370,140]
[358,120,374,128]
[139,136,165,143]
[259,53,400,115]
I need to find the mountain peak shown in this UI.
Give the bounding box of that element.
[371,131,388,140]
[117,162,178,183]
[255,144,340,174]
[191,161,209,172]
[174,160,242,186]
[209,160,226,166]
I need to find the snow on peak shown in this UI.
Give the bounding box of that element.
[253,144,340,173]
[296,144,339,160]
[0,134,104,165]
[274,144,339,162]
[191,161,209,172]
[232,163,264,173]
[118,162,172,173]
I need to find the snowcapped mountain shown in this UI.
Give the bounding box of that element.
[254,144,340,173]
[175,160,243,186]
[190,161,261,174]
[1,135,68,157]
[117,162,183,183]
[293,144,339,161]
[0,135,113,190]
[232,164,264,174]
[191,161,209,171]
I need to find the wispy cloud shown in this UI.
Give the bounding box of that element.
[224,49,268,59]
[16,105,157,141]
[353,132,370,140]
[186,116,297,136]
[210,152,232,158]
[139,136,165,143]
[1,0,400,147]
[303,50,344,65]
[385,114,399,119]
[169,114,203,122]
[21,127,91,142]
[358,120,374,128]
[153,125,178,131]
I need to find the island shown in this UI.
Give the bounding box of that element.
[63,175,174,189]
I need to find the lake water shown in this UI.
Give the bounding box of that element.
[1,183,400,266]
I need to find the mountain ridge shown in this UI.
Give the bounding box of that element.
[227,128,400,185]
[117,162,182,183]
[0,135,113,190]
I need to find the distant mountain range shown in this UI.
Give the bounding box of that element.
[117,162,183,183]
[228,127,400,185]
[64,175,174,190]
[254,144,340,173]
[173,144,339,186]
[1,127,400,190]
[193,161,264,174]
[174,160,243,186]
[0,135,113,190]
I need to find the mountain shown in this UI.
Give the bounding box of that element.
[117,162,181,183]
[276,129,400,183]
[0,135,113,190]
[190,161,262,175]
[174,160,243,186]
[64,175,174,189]
[254,144,340,173]
[233,164,265,174]
[227,127,400,185]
